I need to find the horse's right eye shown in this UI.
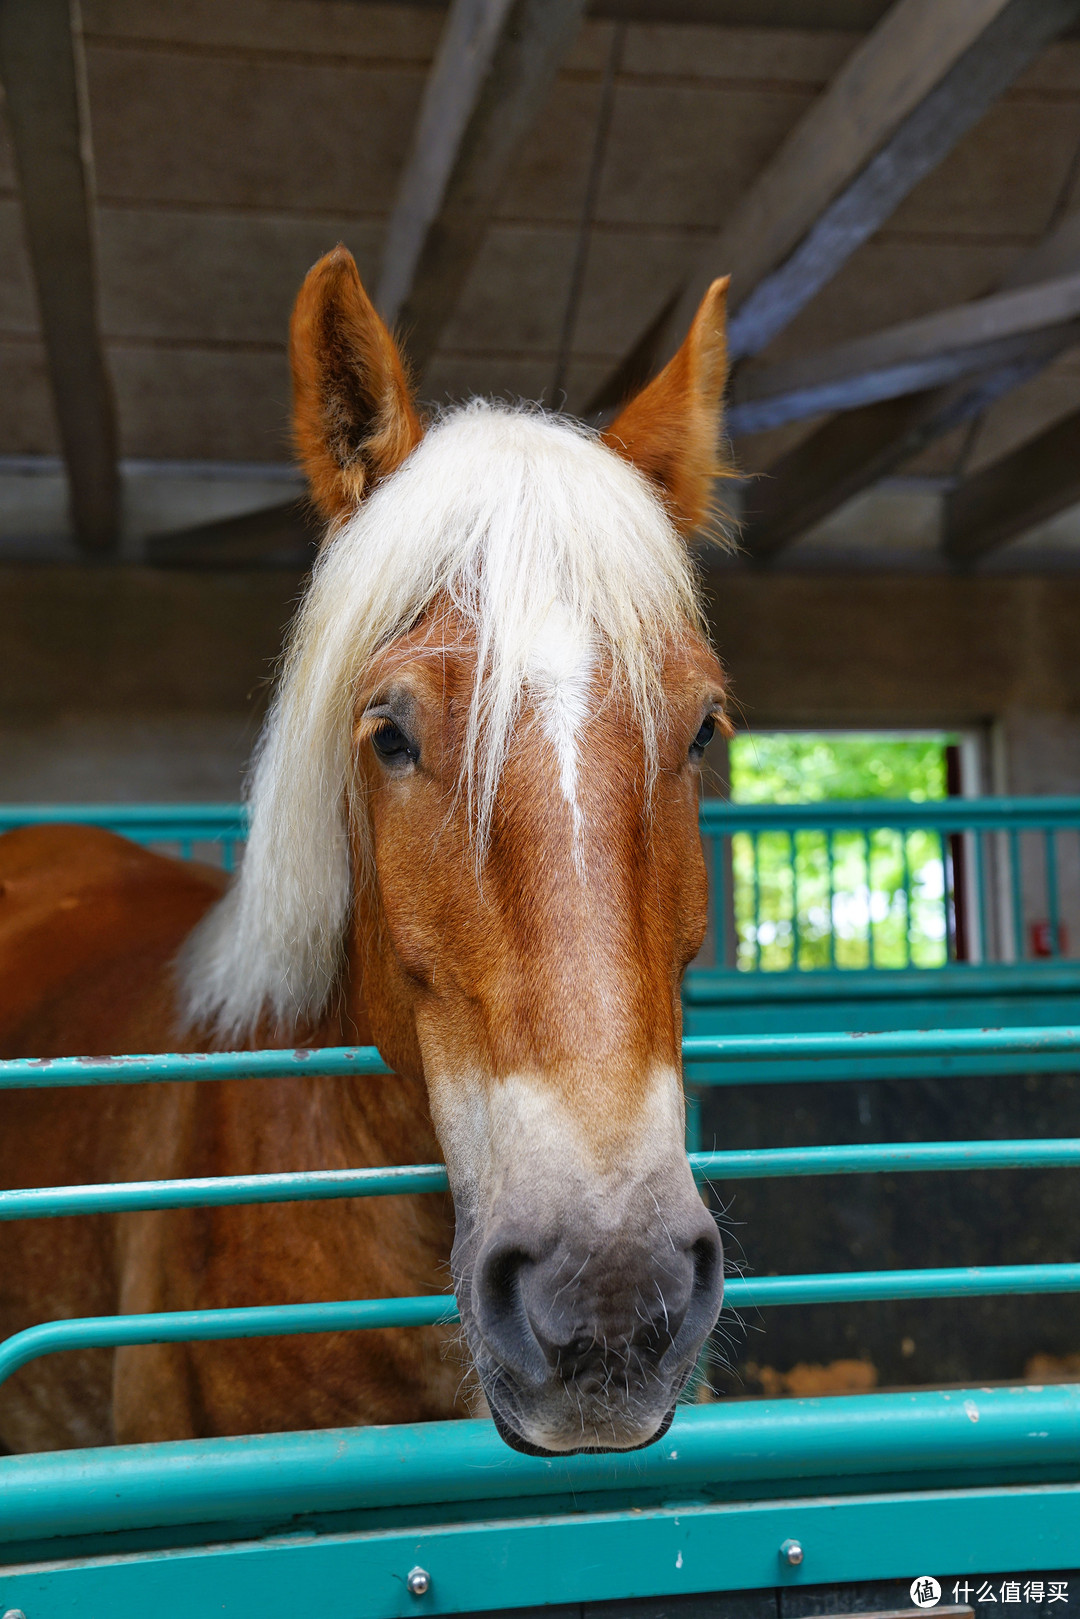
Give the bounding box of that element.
[371,721,416,763]
[689,714,716,760]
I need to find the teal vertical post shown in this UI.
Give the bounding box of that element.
[711,833,726,970]
[1046,828,1061,958]
[752,831,761,971]
[789,830,800,971]
[864,829,875,969]
[941,828,954,965]
[1010,826,1024,960]
[973,827,989,963]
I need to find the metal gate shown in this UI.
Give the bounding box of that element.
[1,805,1080,1617]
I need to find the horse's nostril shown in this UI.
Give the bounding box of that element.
[691,1230,722,1296]
[483,1244,530,1301]
[472,1240,550,1386]
[693,1225,724,1303]
[656,1222,724,1372]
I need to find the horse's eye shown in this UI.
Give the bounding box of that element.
[690,715,716,760]
[371,720,416,764]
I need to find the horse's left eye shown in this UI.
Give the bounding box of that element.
[689,715,716,760]
[371,720,416,764]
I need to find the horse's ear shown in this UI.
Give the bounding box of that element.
[290,245,423,524]
[602,277,730,537]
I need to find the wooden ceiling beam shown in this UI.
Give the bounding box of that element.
[343,0,900,24]
[587,0,1080,416]
[343,0,1080,30]
[0,0,119,555]
[587,0,893,21]
[377,0,585,376]
[727,271,1080,437]
[943,408,1080,563]
[741,209,1080,562]
[738,345,1068,563]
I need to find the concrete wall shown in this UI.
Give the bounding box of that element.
[705,570,1080,737]
[3,565,1080,799]
[0,567,295,799]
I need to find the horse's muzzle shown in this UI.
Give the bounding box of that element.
[460,1201,723,1455]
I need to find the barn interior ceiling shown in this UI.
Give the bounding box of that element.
[3,0,1080,572]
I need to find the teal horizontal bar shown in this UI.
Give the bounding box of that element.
[7,798,1080,838]
[0,1163,451,1219]
[683,962,1080,1002]
[0,1046,392,1088]
[5,1139,1079,1222]
[696,1137,1080,1179]
[731,1261,1080,1308]
[0,1296,454,1389]
[3,1485,1080,1619]
[700,795,1080,831]
[2,1387,1079,1545]
[3,1026,1079,1090]
[4,1263,1080,1392]
[681,1025,1080,1063]
[0,803,246,837]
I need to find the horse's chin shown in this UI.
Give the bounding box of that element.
[488,1398,677,1458]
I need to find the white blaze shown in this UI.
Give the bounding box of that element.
[528,603,593,871]
[427,1061,689,1229]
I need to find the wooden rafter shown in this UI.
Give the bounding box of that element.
[744,202,1080,563]
[738,352,1064,563]
[944,409,1080,563]
[376,0,585,377]
[726,273,1080,437]
[0,0,119,554]
[740,210,1080,561]
[587,0,1080,417]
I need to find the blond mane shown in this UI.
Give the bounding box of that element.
[181,402,706,1042]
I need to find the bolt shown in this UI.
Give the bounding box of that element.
[780,1538,804,1567]
[407,1568,431,1597]
[3,1610,28,1619]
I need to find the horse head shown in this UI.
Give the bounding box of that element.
[186,246,732,1456]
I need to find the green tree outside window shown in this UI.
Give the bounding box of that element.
[727,734,952,971]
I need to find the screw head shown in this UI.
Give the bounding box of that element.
[407,1567,431,1597]
[3,1610,28,1619]
[780,1538,804,1567]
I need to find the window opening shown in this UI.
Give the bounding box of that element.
[722,731,973,972]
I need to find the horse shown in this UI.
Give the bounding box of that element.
[0,246,732,1458]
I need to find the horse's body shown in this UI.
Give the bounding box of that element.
[0,826,460,1450]
[0,247,733,1456]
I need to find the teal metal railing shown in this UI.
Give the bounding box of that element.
[5,1025,1080,1090]
[0,802,247,870]
[5,795,1080,971]
[4,799,1080,1594]
[3,1385,1080,1546]
[3,1031,1080,1398]
[700,796,1080,972]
